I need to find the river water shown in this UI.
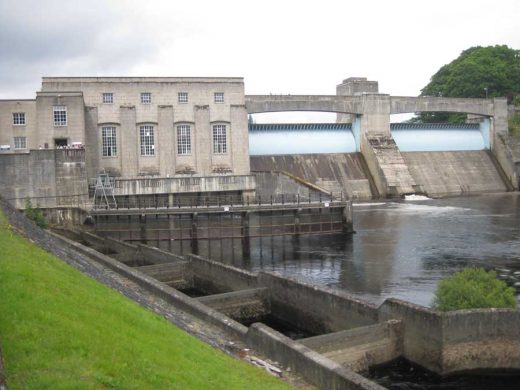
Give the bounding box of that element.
[188,193,520,307]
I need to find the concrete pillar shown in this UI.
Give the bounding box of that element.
[158,105,174,176]
[194,105,211,175]
[492,98,508,137]
[241,211,250,259]
[120,106,138,177]
[294,208,301,234]
[84,106,99,179]
[191,212,198,254]
[139,213,146,244]
[336,77,379,123]
[230,104,250,175]
[359,94,391,136]
[342,202,353,233]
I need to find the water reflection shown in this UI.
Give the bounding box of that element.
[153,194,520,307]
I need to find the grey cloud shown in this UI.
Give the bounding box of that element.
[0,0,160,97]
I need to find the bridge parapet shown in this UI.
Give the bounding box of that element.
[245,95,362,115]
[390,96,495,115]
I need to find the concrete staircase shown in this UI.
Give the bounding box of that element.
[300,320,403,372]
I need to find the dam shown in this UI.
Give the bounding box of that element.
[248,121,510,199]
[1,75,520,390]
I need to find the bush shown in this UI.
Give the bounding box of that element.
[510,113,520,136]
[24,198,48,229]
[432,268,517,311]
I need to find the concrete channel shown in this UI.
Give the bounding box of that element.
[48,228,520,390]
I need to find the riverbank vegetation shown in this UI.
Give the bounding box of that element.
[0,209,290,389]
[432,267,517,311]
[415,45,520,124]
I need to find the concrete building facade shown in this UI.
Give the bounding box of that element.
[1,77,251,180]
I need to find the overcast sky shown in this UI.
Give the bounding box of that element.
[1,0,518,121]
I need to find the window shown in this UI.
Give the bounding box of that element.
[102,93,113,104]
[214,92,224,104]
[178,92,188,104]
[140,125,155,156]
[13,112,26,125]
[14,137,26,149]
[177,124,191,155]
[213,124,227,154]
[53,106,67,126]
[140,92,152,104]
[102,126,117,157]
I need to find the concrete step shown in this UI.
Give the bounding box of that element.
[197,287,270,322]
[136,261,189,282]
[300,320,403,372]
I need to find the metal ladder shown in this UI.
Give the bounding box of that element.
[92,170,117,209]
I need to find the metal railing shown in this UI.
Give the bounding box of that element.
[92,192,348,210]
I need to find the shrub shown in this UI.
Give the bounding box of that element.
[510,113,520,136]
[432,267,517,311]
[24,198,48,229]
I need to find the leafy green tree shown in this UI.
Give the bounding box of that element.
[432,267,517,311]
[416,45,520,123]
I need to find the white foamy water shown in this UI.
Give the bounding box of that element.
[353,202,387,207]
[404,194,431,201]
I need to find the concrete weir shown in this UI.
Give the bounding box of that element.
[47,228,520,390]
[402,150,508,196]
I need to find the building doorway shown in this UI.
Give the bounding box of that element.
[54,138,68,148]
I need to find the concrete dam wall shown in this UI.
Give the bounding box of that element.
[403,151,508,197]
[250,150,509,199]
[250,153,374,200]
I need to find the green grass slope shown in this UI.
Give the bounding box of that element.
[0,211,291,389]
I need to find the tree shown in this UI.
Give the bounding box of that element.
[432,268,517,311]
[416,45,520,123]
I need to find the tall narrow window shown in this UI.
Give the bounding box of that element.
[14,137,26,149]
[213,124,227,154]
[53,106,67,126]
[177,124,191,155]
[140,92,152,104]
[13,112,26,125]
[102,93,113,104]
[140,125,155,156]
[178,92,188,104]
[214,92,224,104]
[102,126,117,157]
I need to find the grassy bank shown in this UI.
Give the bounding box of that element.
[0,210,291,389]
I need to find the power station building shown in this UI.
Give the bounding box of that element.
[0,77,255,207]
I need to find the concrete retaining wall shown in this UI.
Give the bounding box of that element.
[493,133,519,190]
[0,149,88,208]
[258,273,379,334]
[378,299,444,373]
[441,309,520,374]
[112,175,256,196]
[190,254,258,293]
[246,323,384,390]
